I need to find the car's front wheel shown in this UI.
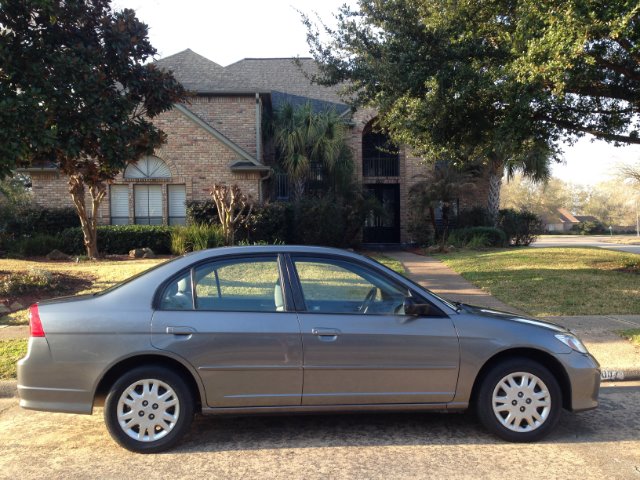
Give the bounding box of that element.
[104,366,194,453]
[476,358,562,442]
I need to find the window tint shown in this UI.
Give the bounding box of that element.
[292,257,407,315]
[194,257,282,312]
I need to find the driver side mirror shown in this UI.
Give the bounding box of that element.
[403,296,431,316]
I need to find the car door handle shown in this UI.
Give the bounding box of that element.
[311,328,341,337]
[166,326,196,335]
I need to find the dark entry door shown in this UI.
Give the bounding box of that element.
[363,184,400,243]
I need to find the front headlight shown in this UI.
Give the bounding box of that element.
[555,333,589,354]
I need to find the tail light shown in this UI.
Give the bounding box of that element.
[28,304,45,337]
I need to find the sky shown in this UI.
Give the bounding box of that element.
[114,0,640,186]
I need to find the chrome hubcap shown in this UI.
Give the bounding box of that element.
[117,379,180,442]
[492,372,551,433]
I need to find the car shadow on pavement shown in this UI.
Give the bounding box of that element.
[173,384,640,453]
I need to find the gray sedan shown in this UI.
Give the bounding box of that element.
[17,246,600,453]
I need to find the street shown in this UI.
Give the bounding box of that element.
[0,382,639,480]
[533,235,640,255]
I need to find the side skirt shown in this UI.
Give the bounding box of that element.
[201,402,469,416]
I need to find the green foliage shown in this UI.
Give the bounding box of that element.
[571,221,607,235]
[0,0,186,257]
[2,206,80,237]
[457,207,493,228]
[269,102,354,199]
[498,209,544,246]
[0,267,54,296]
[186,200,219,225]
[7,234,64,257]
[169,224,224,255]
[448,227,507,248]
[60,225,173,255]
[246,202,294,244]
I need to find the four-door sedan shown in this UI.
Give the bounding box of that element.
[18,246,600,453]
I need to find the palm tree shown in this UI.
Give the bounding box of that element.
[270,102,353,200]
[486,138,555,225]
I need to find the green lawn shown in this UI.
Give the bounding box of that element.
[0,339,27,380]
[366,253,406,275]
[436,247,640,316]
[620,329,640,346]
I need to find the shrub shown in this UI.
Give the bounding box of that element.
[186,200,218,225]
[407,208,435,246]
[246,202,294,244]
[498,209,544,246]
[7,234,65,257]
[2,206,79,237]
[60,225,173,255]
[170,224,224,255]
[457,206,493,228]
[448,227,506,248]
[0,267,54,296]
[571,220,607,235]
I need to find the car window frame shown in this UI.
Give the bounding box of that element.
[154,253,294,313]
[285,253,447,317]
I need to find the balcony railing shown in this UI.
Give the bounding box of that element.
[363,157,399,177]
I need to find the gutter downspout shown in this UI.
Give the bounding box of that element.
[256,92,272,203]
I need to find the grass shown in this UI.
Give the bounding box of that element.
[0,339,27,380]
[365,253,406,275]
[436,247,640,317]
[620,329,640,346]
[0,257,166,325]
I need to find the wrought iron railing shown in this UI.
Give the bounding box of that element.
[363,157,399,177]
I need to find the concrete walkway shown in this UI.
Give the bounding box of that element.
[387,251,640,381]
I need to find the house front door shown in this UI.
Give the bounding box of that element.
[363,184,400,243]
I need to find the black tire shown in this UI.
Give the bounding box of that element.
[104,366,194,453]
[476,358,562,442]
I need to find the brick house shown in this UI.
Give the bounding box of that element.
[26,49,489,244]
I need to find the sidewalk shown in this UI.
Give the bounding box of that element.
[387,251,640,382]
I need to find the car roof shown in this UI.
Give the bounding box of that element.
[181,245,366,262]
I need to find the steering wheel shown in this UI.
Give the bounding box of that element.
[359,287,377,313]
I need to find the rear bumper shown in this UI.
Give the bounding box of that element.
[17,338,94,415]
[564,351,600,412]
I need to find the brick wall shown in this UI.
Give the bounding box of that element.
[29,104,263,225]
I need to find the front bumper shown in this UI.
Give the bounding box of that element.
[563,351,600,412]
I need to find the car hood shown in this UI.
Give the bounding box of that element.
[458,303,569,333]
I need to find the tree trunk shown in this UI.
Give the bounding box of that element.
[487,159,504,227]
[68,174,106,258]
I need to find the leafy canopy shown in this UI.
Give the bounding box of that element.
[0,0,186,180]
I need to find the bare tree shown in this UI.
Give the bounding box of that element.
[209,184,253,246]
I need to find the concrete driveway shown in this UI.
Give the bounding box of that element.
[533,235,640,254]
[1,382,639,479]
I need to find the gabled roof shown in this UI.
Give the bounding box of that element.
[155,49,226,92]
[557,208,579,224]
[156,50,348,105]
[174,104,263,168]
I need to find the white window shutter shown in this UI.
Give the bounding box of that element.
[168,185,186,225]
[110,185,129,225]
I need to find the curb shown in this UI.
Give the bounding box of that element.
[600,369,640,382]
[0,380,17,398]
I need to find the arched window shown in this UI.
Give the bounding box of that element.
[124,156,172,179]
[362,121,399,177]
[110,156,186,226]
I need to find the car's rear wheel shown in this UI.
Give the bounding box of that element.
[476,358,562,442]
[104,367,194,453]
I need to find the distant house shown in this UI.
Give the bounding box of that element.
[543,208,603,232]
[24,49,491,244]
